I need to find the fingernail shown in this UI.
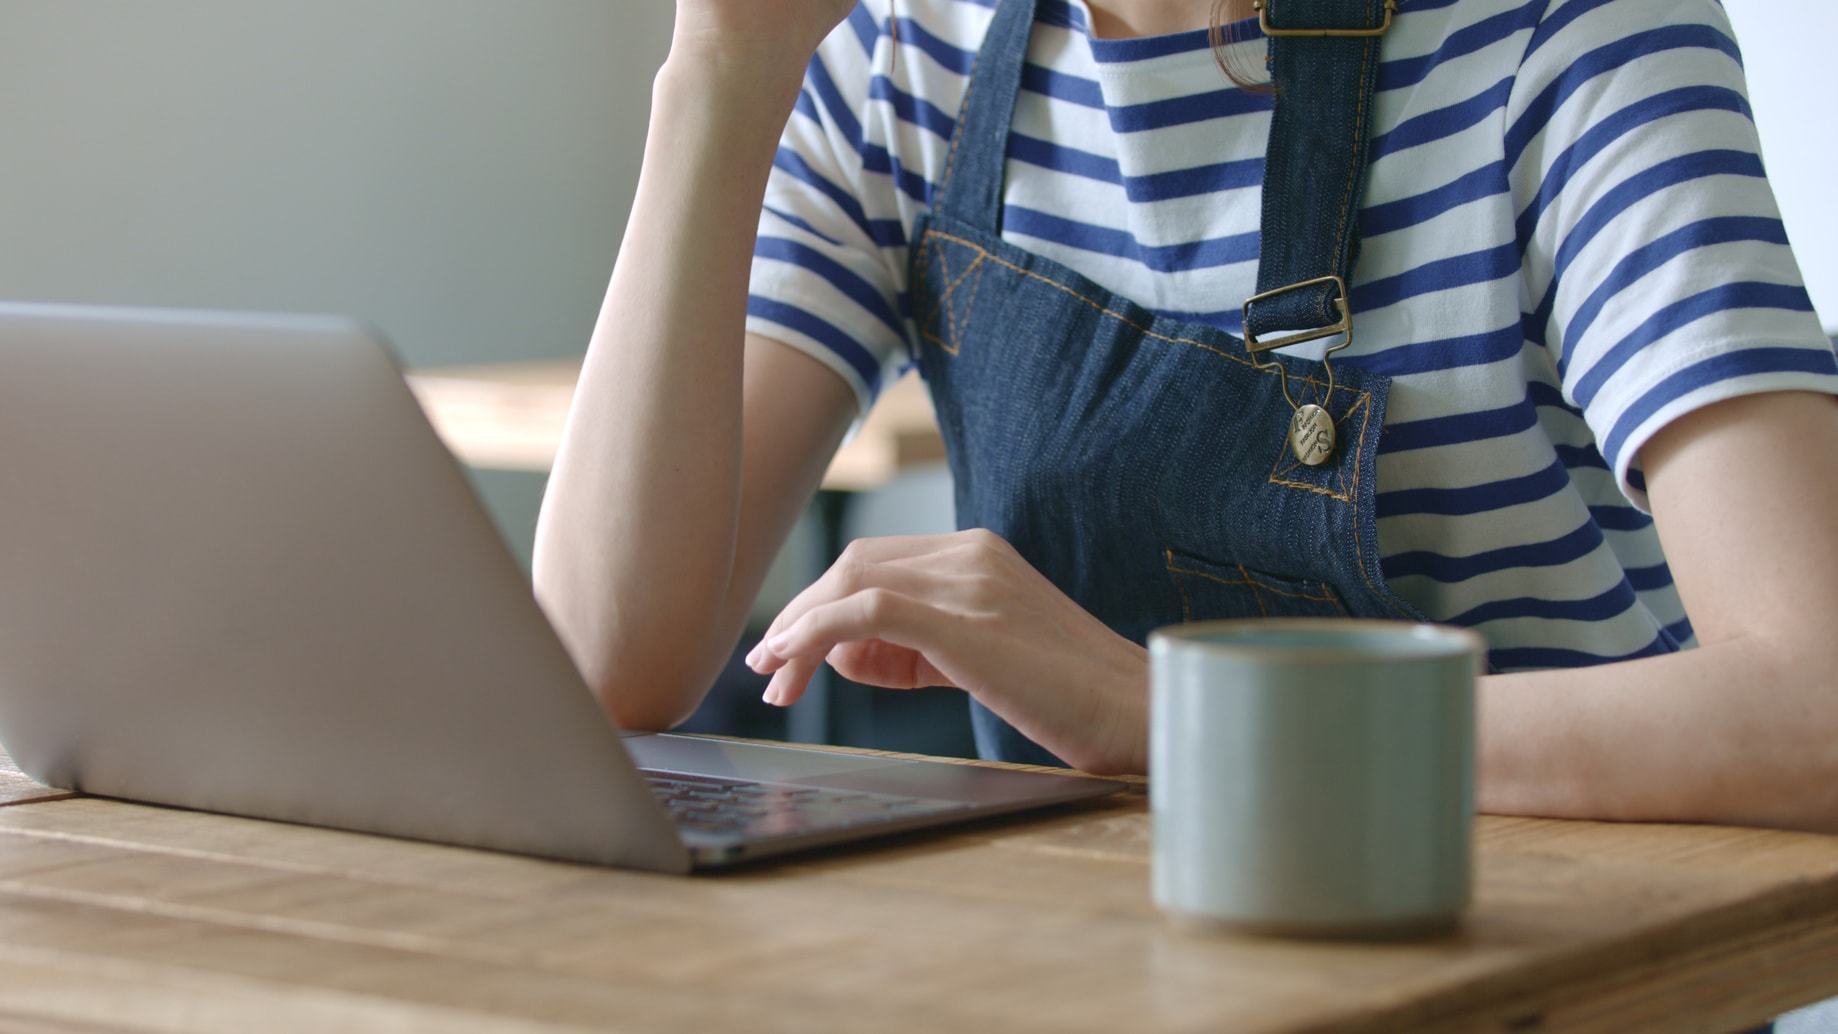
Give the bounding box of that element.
[767,631,792,653]
[760,686,775,705]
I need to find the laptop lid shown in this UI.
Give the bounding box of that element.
[0,303,691,872]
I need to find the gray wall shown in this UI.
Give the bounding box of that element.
[1724,2,1838,331]
[0,1,676,563]
[0,1,671,366]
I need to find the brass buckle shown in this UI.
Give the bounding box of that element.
[1241,274,1352,356]
[1241,274,1353,421]
[1254,0,1397,38]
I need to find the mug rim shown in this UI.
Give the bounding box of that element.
[1149,618,1486,665]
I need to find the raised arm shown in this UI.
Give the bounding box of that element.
[532,2,860,730]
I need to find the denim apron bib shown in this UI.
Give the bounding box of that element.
[909,0,1422,765]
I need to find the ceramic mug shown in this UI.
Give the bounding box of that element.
[1149,619,1484,937]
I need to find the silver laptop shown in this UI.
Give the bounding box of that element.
[0,302,1124,872]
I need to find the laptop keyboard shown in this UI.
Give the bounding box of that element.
[641,770,964,840]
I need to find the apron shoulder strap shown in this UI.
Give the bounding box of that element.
[931,0,1395,349]
[932,0,1039,232]
[1242,0,1395,355]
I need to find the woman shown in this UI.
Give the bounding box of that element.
[533,0,1838,831]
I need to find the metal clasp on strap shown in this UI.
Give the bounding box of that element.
[1254,0,1397,38]
[1242,276,1355,466]
[1241,274,1352,356]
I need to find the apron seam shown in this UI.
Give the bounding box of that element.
[919,228,1351,395]
[1327,35,1377,281]
[1165,558,1350,612]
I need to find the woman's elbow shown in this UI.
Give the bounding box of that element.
[556,627,711,734]
[531,580,707,734]
[589,680,700,733]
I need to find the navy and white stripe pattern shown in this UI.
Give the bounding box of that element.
[745,0,1838,669]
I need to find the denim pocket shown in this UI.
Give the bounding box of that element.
[1163,549,1349,623]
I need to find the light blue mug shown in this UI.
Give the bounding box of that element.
[1149,619,1485,937]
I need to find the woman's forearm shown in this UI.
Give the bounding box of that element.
[1478,393,1838,834]
[1082,630,1838,830]
[533,54,808,730]
[1477,637,1838,833]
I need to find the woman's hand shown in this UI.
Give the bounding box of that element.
[745,530,1149,774]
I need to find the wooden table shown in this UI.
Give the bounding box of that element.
[3,747,1837,1032]
[405,359,945,490]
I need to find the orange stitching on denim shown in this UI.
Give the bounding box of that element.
[957,254,988,349]
[922,230,1346,392]
[1252,576,1348,614]
[1348,388,1371,513]
[916,234,989,355]
[940,251,985,301]
[916,228,1372,498]
[1346,390,1390,609]
[1165,559,1347,615]
[1165,549,1195,622]
[936,241,961,348]
[920,327,958,354]
[1270,432,1346,496]
[941,251,985,319]
[1236,563,1272,617]
[1239,563,1342,608]
[1301,584,1349,615]
[1266,388,1367,502]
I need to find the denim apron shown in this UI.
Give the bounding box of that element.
[908,0,1424,765]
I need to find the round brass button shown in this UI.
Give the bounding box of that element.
[1289,404,1335,466]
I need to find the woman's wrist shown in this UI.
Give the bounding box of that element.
[641,54,806,195]
[1046,637,1148,776]
[656,42,810,118]
[1097,640,1151,775]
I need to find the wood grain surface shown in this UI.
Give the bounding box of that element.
[0,748,73,810]
[0,743,1834,1033]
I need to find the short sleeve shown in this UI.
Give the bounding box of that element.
[745,8,912,416]
[1506,0,1838,510]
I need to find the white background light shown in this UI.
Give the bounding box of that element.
[1725,2,1838,331]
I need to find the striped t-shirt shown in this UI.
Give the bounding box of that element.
[745,0,1838,668]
